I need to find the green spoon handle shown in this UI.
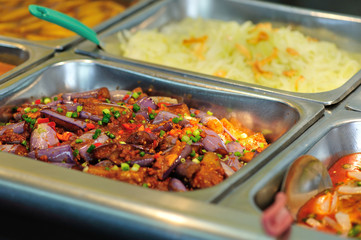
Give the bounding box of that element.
[28,4,100,45]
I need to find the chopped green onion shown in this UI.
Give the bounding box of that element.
[142,183,149,188]
[56,107,63,113]
[92,129,101,139]
[53,96,58,101]
[105,99,111,103]
[181,135,190,142]
[193,129,200,136]
[234,151,242,157]
[121,163,130,171]
[113,111,121,119]
[98,120,103,125]
[21,140,27,146]
[76,106,83,112]
[71,112,78,118]
[190,113,195,117]
[133,104,140,112]
[159,130,165,137]
[172,117,181,124]
[122,110,127,115]
[73,149,79,157]
[132,92,140,99]
[102,116,110,124]
[190,150,196,157]
[75,139,83,144]
[207,111,213,116]
[87,144,96,153]
[139,151,145,157]
[131,163,140,172]
[186,130,192,135]
[24,107,31,113]
[149,113,155,120]
[192,158,200,164]
[66,112,73,118]
[103,109,111,115]
[43,97,51,104]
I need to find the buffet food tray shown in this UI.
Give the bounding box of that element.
[0,39,54,86]
[217,90,361,239]
[0,0,152,51]
[0,51,324,239]
[75,0,361,105]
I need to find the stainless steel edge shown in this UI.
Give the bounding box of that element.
[0,50,325,203]
[0,39,54,85]
[216,96,360,239]
[75,0,361,106]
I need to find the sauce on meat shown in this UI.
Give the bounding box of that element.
[0,87,269,192]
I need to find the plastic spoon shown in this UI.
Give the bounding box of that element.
[261,155,333,237]
[28,4,102,49]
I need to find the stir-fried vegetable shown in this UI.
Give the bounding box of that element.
[297,153,361,237]
[0,87,268,191]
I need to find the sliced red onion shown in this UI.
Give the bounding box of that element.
[190,108,219,125]
[64,103,82,112]
[110,90,129,102]
[152,111,189,126]
[78,133,109,162]
[46,100,63,107]
[28,144,74,163]
[0,121,25,135]
[79,111,102,122]
[136,97,157,110]
[261,192,293,237]
[221,161,235,177]
[126,131,157,150]
[152,121,173,133]
[30,123,59,151]
[162,144,192,180]
[130,157,155,167]
[62,87,110,101]
[201,128,228,155]
[95,160,114,167]
[41,109,87,131]
[223,127,238,141]
[169,178,187,192]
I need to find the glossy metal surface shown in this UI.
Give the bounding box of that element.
[0,51,324,202]
[76,0,361,105]
[282,155,332,219]
[217,86,361,239]
[0,39,54,86]
[0,51,324,238]
[0,0,151,51]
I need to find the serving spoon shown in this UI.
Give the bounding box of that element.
[261,155,333,237]
[28,4,103,49]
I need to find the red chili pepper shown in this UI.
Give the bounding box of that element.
[37,118,49,124]
[86,123,96,130]
[34,99,41,104]
[118,130,124,135]
[154,153,161,159]
[123,94,130,101]
[145,127,152,133]
[47,122,56,130]
[122,123,138,130]
[94,143,102,147]
[56,132,72,141]
[147,107,153,114]
[73,98,78,103]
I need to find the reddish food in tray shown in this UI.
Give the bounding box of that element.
[0,87,268,191]
[0,62,16,75]
[297,153,361,237]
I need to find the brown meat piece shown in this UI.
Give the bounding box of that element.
[191,152,226,189]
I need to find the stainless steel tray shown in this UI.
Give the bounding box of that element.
[0,51,323,238]
[75,0,361,105]
[217,95,361,239]
[0,0,151,51]
[0,39,54,86]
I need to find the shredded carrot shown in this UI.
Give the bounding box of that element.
[56,131,72,141]
[295,75,305,91]
[235,43,252,60]
[283,69,298,77]
[259,48,278,66]
[213,69,227,78]
[182,35,208,45]
[286,47,299,56]
[247,31,269,44]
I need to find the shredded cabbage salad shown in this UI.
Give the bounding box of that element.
[117,18,361,93]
